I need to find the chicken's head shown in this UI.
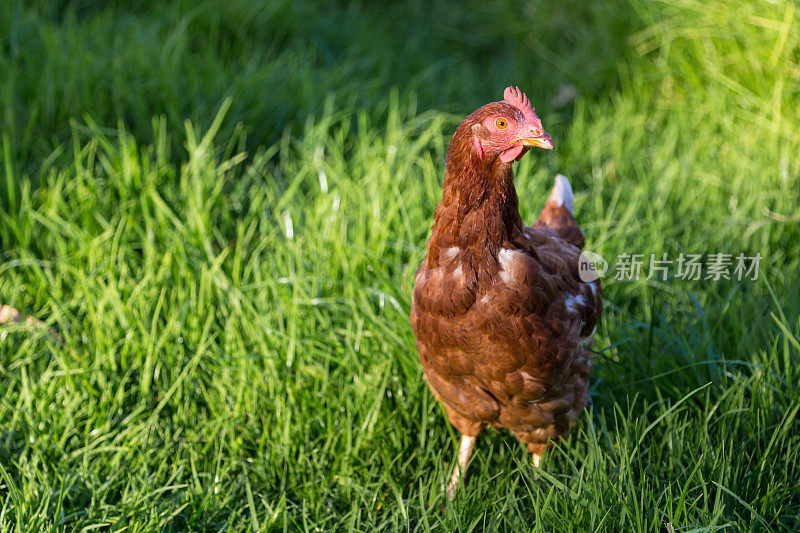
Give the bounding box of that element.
[470,86,553,163]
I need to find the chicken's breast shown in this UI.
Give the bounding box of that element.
[410,230,601,454]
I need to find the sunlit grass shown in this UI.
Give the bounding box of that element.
[1,0,799,530]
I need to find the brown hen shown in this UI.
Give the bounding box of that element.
[410,87,602,497]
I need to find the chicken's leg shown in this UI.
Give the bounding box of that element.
[446,434,476,499]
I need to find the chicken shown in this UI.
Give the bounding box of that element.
[410,86,602,497]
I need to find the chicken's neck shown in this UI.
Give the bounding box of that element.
[427,149,526,265]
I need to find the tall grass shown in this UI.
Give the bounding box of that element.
[1,0,799,530]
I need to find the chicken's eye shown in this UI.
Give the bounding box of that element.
[495,117,508,130]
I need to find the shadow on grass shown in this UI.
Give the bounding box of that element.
[1,0,637,173]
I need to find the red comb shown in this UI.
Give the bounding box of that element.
[503,86,537,122]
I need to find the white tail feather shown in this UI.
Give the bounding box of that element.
[548,174,574,214]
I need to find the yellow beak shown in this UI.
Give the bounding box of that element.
[518,132,554,150]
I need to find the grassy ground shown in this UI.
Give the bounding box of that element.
[1,0,799,530]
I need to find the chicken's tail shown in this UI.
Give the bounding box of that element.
[533,174,585,248]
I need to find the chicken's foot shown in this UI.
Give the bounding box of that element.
[446,434,476,499]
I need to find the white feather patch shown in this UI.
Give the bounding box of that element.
[498,248,523,284]
[565,293,587,313]
[588,281,599,296]
[498,248,521,269]
[444,246,460,260]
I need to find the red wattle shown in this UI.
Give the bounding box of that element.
[499,144,524,163]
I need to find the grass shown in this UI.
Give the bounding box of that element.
[1,0,799,530]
